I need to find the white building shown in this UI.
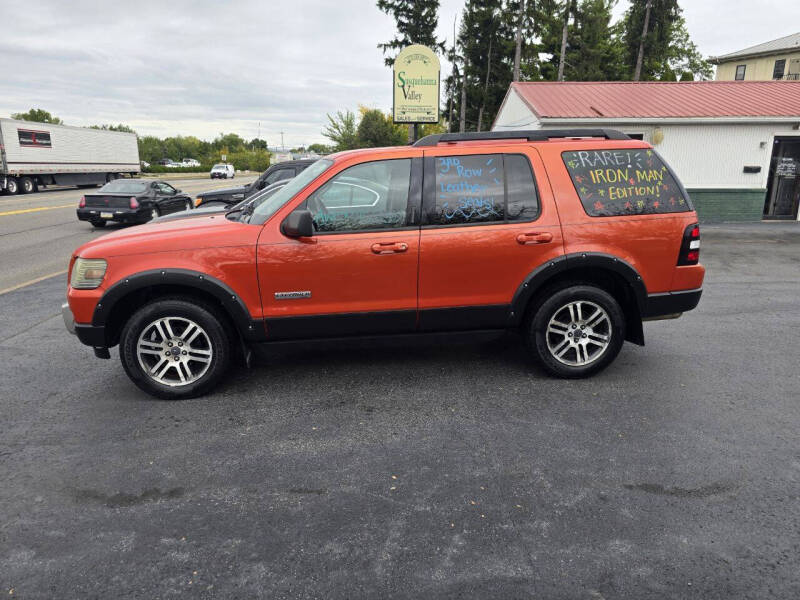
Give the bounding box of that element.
[492,81,800,221]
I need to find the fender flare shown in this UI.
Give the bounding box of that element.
[509,252,647,328]
[92,269,263,342]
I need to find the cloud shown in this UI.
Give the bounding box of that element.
[1,0,798,146]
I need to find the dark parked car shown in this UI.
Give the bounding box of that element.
[77,179,192,227]
[157,180,290,222]
[195,159,314,208]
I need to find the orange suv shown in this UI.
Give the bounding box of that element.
[63,130,704,399]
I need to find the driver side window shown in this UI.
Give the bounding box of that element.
[307,159,411,233]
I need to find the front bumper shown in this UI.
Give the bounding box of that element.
[62,302,76,335]
[63,301,110,358]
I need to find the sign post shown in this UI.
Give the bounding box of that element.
[393,44,440,144]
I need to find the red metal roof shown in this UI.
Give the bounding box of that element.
[508,81,800,119]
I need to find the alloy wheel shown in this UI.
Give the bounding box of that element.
[545,300,611,366]
[136,317,213,386]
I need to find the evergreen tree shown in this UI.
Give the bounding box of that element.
[536,0,570,81]
[455,0,510,131]
[622,0,710,81]
[565,0,626,81]
[377,0,446,66]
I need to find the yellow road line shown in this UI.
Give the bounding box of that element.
[0,203,75,217]
[0,270,68,296]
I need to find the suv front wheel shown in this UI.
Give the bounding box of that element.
[119,298,232,399]
[527,285,625,378]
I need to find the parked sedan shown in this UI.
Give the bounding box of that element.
[157,180,290,222]
[76,179,193,227]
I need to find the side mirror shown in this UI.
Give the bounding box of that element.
[282,209,314,238]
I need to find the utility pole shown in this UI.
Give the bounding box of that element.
[280,131,285,151]
[634,0,653,82]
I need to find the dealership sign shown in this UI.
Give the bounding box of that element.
[393,44,440,124]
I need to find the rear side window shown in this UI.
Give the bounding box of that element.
[426,153,539,226]
[562,149,690,217]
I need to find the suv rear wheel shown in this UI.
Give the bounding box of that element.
[527,284,625,378]
[119,298,232,399]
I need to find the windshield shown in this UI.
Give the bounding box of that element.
[250,159,333,224]
[211,164,227,170]
[99,180,149,194]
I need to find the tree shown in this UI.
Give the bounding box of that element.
[212,133,246,153]
[633,0,652,81]
[622,0,711,81]
[455,0,509,132]
[566,0,626,81]
[307,143,331,155]
[89,124,137,133]
[249,138,268,150]
[11,108,63,124]
[377,0,445,66]
[512,0,526,81]
[356,108,408,147]
[322,110,359,151]
[557,0,575,81]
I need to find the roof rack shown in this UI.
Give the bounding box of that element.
[413,129,630,147]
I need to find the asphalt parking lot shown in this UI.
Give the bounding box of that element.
[1,222,800,598]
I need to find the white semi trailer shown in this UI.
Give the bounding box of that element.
[0,118,140,194]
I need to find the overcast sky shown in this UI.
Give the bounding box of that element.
[0,0,797,147]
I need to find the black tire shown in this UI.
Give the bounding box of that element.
[19,177,35,194]
[90,219,106,228]
[119,298,232,399]
[526,284,626,378]
[5,177,19,195]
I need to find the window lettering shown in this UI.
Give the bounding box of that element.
[428,154,538,226]
[562,149,691,216]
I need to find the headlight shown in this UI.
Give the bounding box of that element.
[70,258,107,289]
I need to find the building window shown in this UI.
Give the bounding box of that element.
[735,64,746,80]
[773,59,786,79]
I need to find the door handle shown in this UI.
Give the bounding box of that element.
[371,242,409,255]
[516,232,553,245]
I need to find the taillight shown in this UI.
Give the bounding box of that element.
[678,223,700,265]
[78,196,85,208]
[129,197,139,209]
